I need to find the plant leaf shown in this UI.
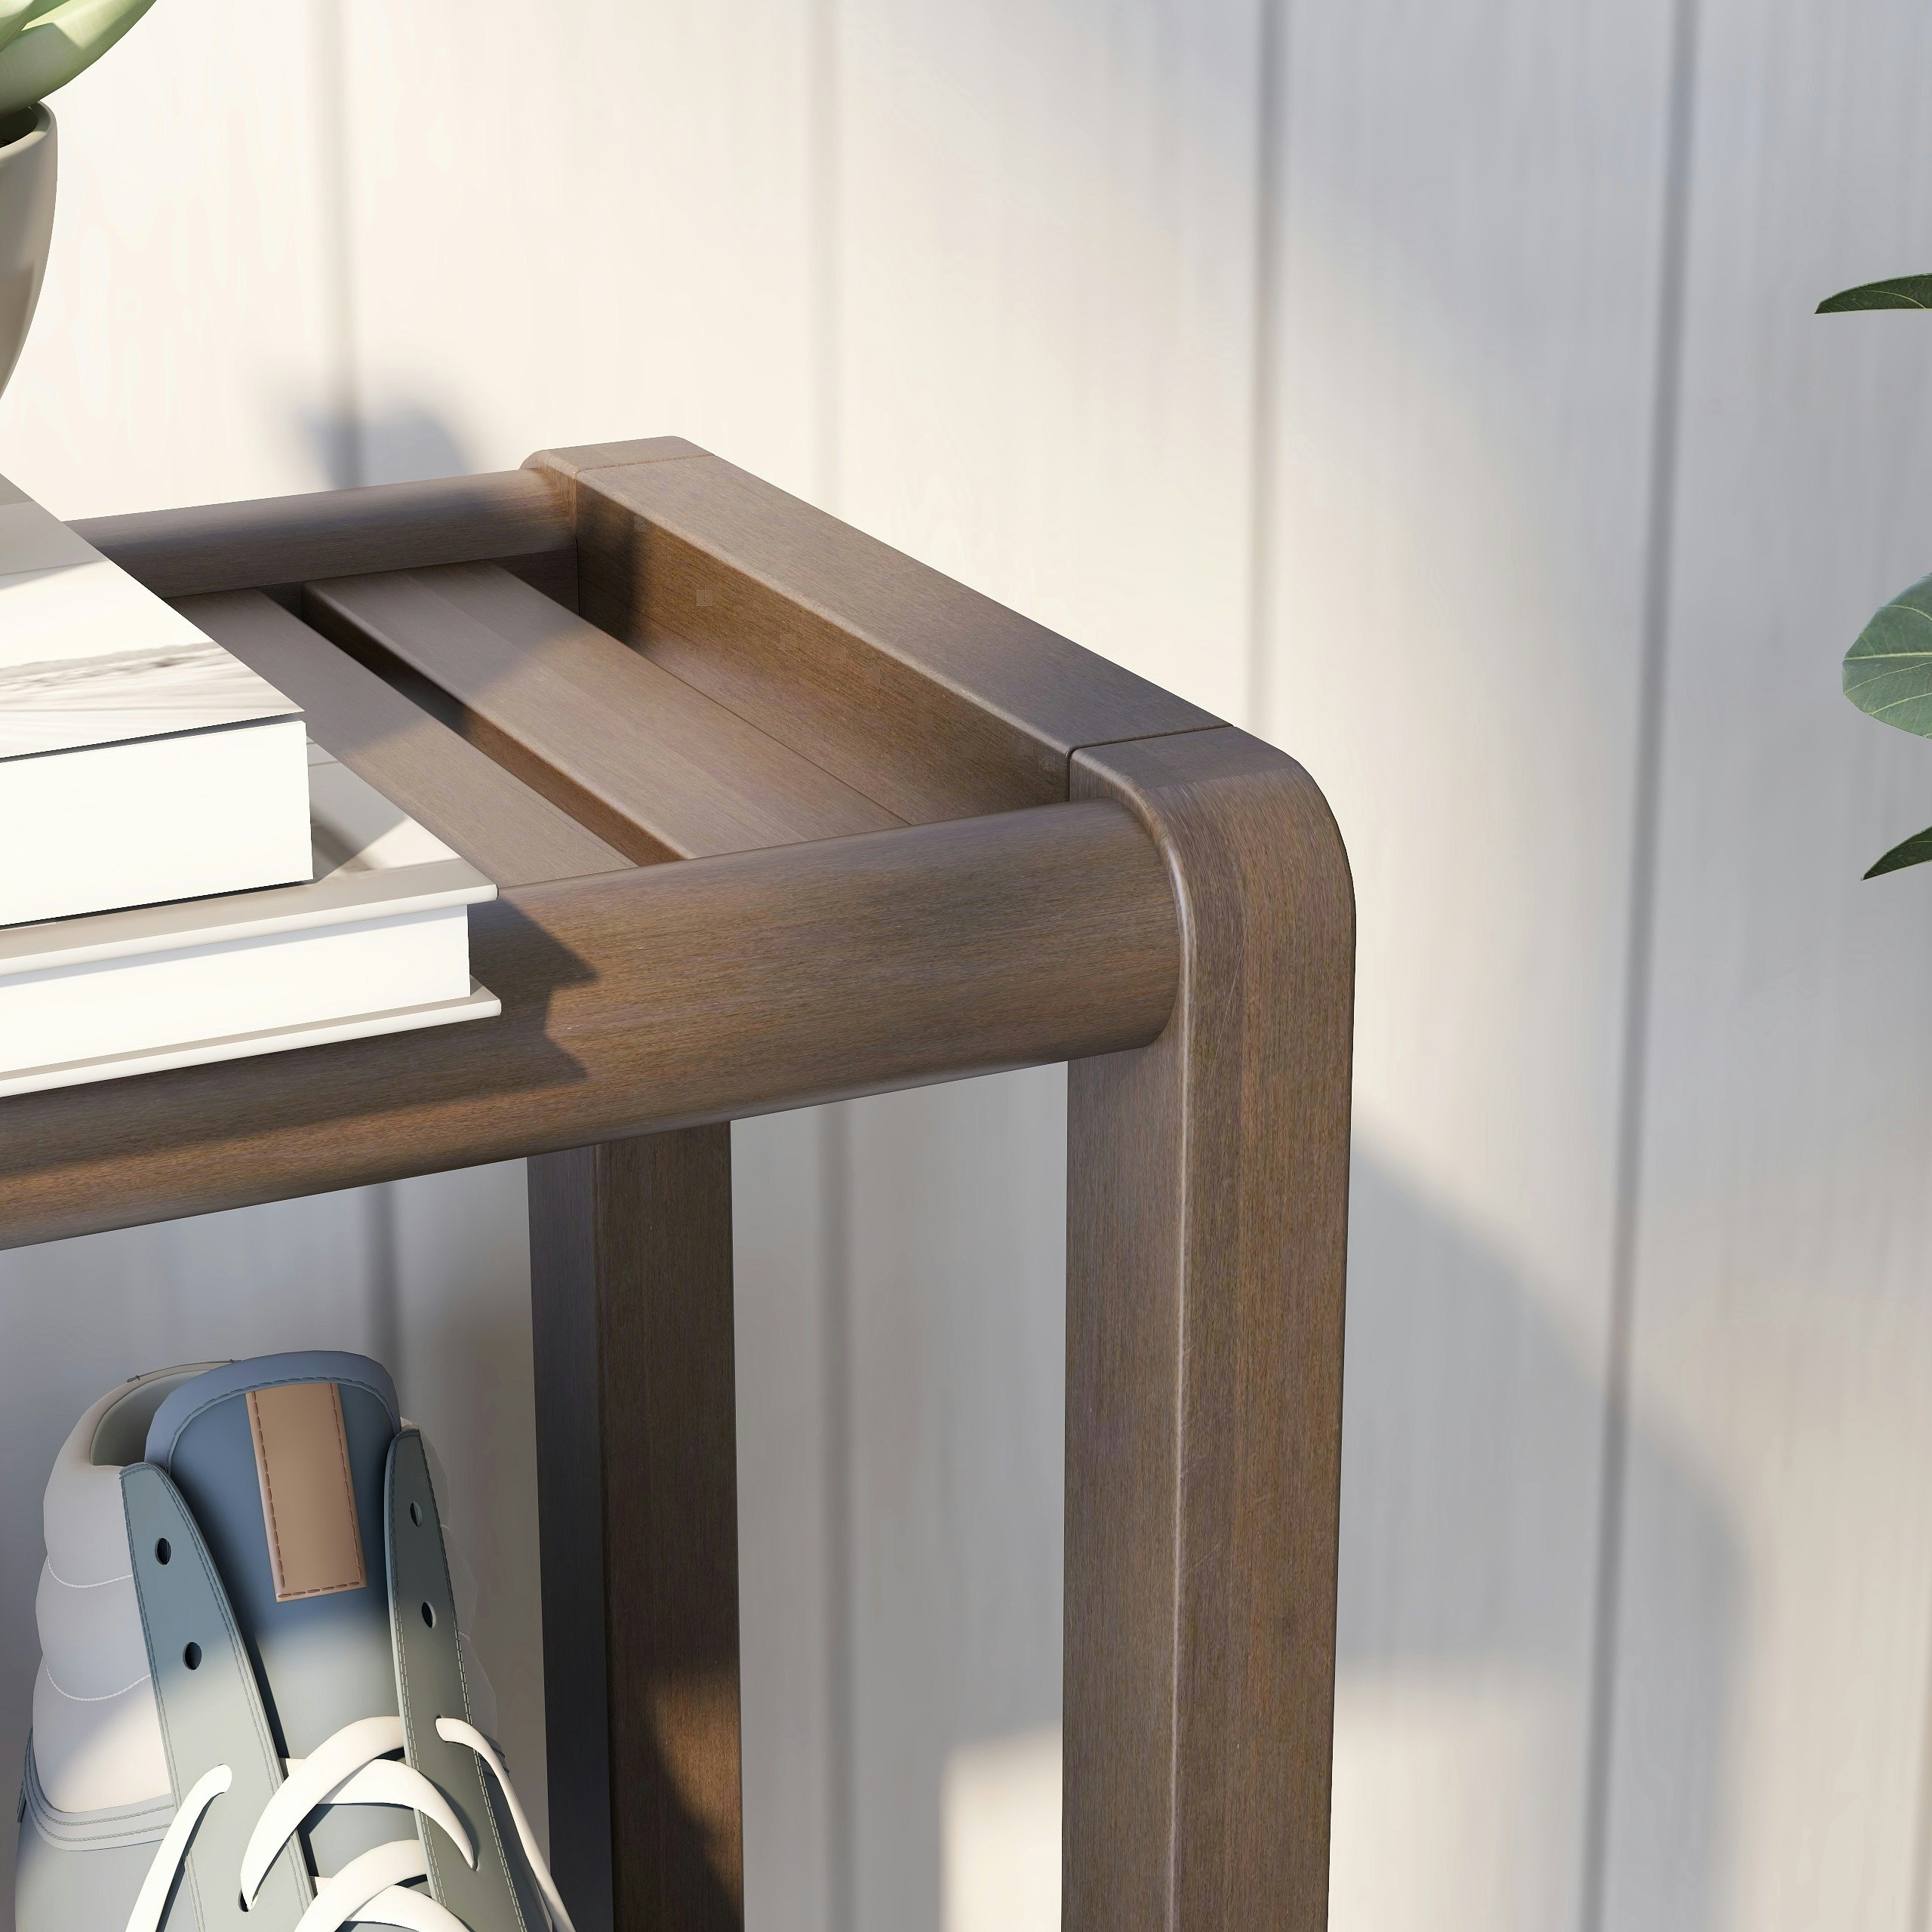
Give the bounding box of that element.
[1866,826,1932,878]
[1843,573,1932,736]
[0,0,155,122]
[0,2,38,57]
[1819,274,1932,312]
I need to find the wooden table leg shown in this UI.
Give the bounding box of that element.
[1066,728,1355,1931]
[530,1129,744,1932]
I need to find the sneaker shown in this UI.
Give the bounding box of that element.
[16,1352,574,1932]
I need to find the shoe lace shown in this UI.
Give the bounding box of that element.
[124,1714,577,1932]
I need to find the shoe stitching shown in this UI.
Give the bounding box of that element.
[248,1382,368,1601]
[152,1370,395,1471]
[39,1662,152,1703]
[42,1560,134,1590]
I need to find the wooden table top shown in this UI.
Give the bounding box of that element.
[0,438,1241,1247]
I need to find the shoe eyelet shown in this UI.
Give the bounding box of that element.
[155,1539,171,1565]
[183,1643,202,1670]
[410,1502,423,1527]
[420,1601,435,1629]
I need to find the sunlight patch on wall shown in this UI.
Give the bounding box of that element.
[942,1724,1062,1932]
[1330,1666,1574,1932]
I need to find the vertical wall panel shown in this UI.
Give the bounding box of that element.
[337,0,824,494]
[0,13,401,1925]
[833,0,1264,720]
[732,1112,841,1932]
[20,5,1932,1927]
[840,1072,1068,1932]
[1607,6,1932,1929]
[0,0,338,511]
[1257,4,1679,1927]
[828,4,1263,1925]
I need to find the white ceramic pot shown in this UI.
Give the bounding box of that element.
[0,104,54,401]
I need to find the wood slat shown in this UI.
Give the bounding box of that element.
[0,802,1177,1249]
[180,590,627,890]
[304,563,901,863]
[75,470,573,601]
[531,444,1224,824]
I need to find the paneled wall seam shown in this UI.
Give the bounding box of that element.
[312,0,364,490]
[809,0,844,511]
[1913,1328,1932,1918]
[1244,0,1287,733]
[1578,0,1706,1924]
[809,7,853,1922]
[818,1105,857,1932]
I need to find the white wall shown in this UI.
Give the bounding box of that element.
[0,2,1923,1927]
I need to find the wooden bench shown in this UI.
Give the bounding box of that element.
[3,438,1354,1932]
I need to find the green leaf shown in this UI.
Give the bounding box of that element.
[1866,825,1932,878]
[0,0,155,121]
[1843,574,1932,736]
[1819,274,1932,312]
[0,4,39,57]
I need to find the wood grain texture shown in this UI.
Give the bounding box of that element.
[73,472,573,601]
[531,447,1222,825]
[531,1131,743,1932]
[303,563,900,862]
[0,802,1177,1248]
[536,438,706,482]
[257,15,833,1927]
[528,1146,614,1931]
[180,589,628,888]
[1065,728,1354,1932]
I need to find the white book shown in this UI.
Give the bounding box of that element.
[0,746,499,1097]
[0,475,312,927]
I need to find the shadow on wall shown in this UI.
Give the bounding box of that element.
[299,405,475,491]
[260,388,1737,1931]
[914,1131,1738,1932]
[1334,1150,1736,1932]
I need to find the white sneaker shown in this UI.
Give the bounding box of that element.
[16,1352,573,1932]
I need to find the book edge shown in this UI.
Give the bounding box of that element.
[0,980,502,1099]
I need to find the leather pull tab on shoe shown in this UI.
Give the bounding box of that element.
[248,1381,367,1603]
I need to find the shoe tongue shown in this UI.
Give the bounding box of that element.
[145,1352,401,1758]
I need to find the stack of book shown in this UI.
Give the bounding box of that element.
[0,475,498,1097]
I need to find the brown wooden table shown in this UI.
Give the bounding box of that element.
[5,440,1354,1931]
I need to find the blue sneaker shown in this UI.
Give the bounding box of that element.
[17,1352,572,1932]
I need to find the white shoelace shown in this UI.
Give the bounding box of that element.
[124,1715,577,1932]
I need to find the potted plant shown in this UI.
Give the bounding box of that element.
[0,0,158,397]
